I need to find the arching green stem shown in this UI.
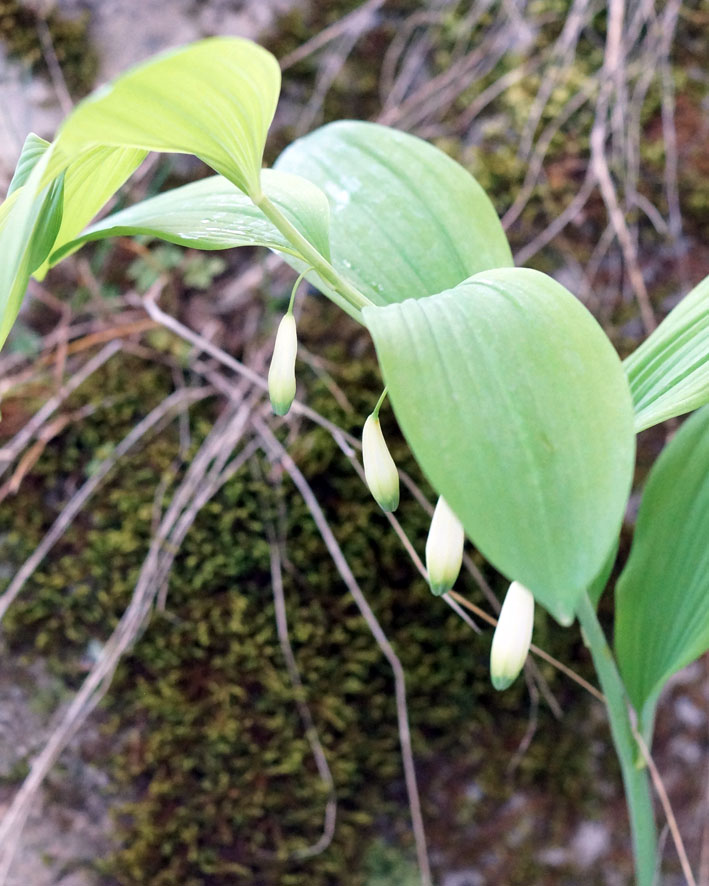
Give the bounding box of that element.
[287,267,314,314]
[576,592,657,886]
[253,192,372,313]
[372,387,389,419]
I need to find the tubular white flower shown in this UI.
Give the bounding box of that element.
[362,413,399,512]
[425,496,464,595]
[490,580,535,690]
[268,313,297,416]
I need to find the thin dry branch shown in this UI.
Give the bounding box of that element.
[513,169,596,266]
[516,0,593,161]
[347,449,483,634]
[379,9,445,114]
[279,0,387,71]
[508,669,540,773]
[379,22,518,131]
[699,657,709,886]
[503,81,597,230]
[448,590,605,704]
[139,282,360,455]
[35,15,73,115]
[632,726,697,886]
[0,340,123,480]
[0,396,257,883]
[589,0,655,334]
[255,416,432,886]
[295,29,362,137]
[263,514,337,860]
[0,385,212,625]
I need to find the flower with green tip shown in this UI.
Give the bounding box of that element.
[425,496,464,595]
[490,580,535,690]
[362,413,399,512]
[268,313,297,416]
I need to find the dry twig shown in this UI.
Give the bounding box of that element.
[262,511,338,859]
[255,416,432,886]
[0,394,258,882]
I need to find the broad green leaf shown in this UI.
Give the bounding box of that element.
[7,133,50,196]
[274,120,513,306]
[47,37,280,198]
[0,190,21,233]
[0,134,51,232]
[35,145,147,279]
[588,538,619,608]
[624,274,709,431]
[0,150,64,348]
[364,267,635,624]
[615,404,709,720]
[49,169,331,265]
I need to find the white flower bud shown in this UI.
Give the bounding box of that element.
[362,413,399,512]
[268,313,297,416]
[425,496,464,595]
[490,580,535,690]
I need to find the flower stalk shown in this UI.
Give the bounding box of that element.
[576,592,657,886]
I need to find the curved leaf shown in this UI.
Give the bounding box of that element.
[47,37,280,198]
[364,267,635,624]
[34,145,147,279]
[624,274,709,432]
[0,150,63,348]
[275,120,512,306]
[0,133,51,233]
[615,404,709,718]
[50,169,330,265]
[7,133,50,196]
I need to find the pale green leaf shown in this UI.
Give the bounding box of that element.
[47,37,281,197]
[615,404,709,718]
[49,169,331,265]
[587,539,619,609]
[0,134,51,233]
[7,133,50,196]
[275,120,513,306]
[0,150,63,348]
[364,267,635,624]
[624,275,709,431]
[35,145,147,279]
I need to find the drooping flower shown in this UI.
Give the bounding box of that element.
[268,312,297,415]
[362,412,400,512]
[490,580,535,690]
[425,496,464,595]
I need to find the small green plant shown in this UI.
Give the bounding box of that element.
[2,36,709,885]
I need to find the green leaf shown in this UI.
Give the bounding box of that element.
[0,150,64,348]
[615,404,709,719]
[0,37,281,350]
[47,37,280,198]
[274,120,513,306]
[624,274,709,432]
[364,267,635,624]
[49,169,331,265]
[34,145,147,279]
[7,133,50,196]
[587,538,619,609]
[0,134,51,233]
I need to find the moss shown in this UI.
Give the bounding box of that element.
[7,0,702,879]
[0,0,97,96]
[1,304,603,884]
